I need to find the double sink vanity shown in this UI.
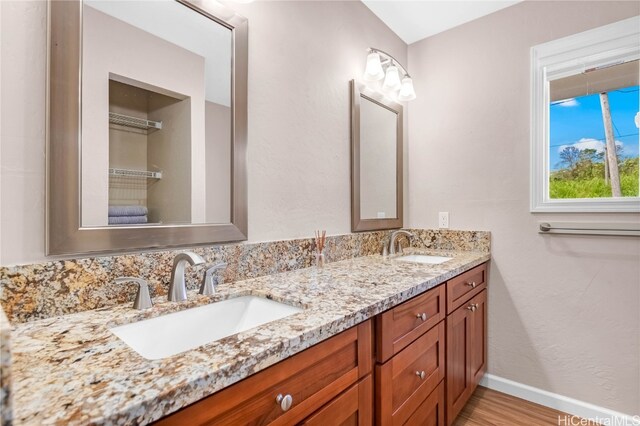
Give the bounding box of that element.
[5,243,489,425]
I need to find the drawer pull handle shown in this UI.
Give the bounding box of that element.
[416,313,427,321]
[466,304,477,312]
[276,394,293,412]
[415,370,426,380]
[465,281,477,288]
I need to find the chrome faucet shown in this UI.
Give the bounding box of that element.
[116,277,153,310]
[388,230,415,255]
[199,262,228,296]
[168,252,205,302]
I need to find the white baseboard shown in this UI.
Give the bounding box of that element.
[480,373,639,425]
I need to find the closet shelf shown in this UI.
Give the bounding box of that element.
[109,112,163,131]
[108,168,162,179]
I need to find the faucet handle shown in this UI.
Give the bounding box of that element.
[199,262,228,296]
[116,277,152,310]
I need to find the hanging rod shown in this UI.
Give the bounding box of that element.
[108,168,162,179]
[109,112,162,131]
[539,222,640,237]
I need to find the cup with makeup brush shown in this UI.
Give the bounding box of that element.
[314,230,326,268]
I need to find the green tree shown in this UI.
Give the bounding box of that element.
[579,148,598,163]
[559,146,581,169]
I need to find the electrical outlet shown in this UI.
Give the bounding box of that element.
[438,212,449,229]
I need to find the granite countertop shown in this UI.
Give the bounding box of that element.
[9,249,490,425]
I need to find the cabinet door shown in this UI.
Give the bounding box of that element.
[301,375,373,426]
[404,381,445,426]
[445,302,472,425]
[446,290,487,425]
[470,290,487,388]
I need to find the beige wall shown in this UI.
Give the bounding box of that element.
[232,1,408,241]
[0,1,406,264]
[407,1,640,414]
[205,101,231,224]
[147,96,192,224]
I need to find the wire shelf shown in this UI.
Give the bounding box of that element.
[108,168,162,179]
[109,112,162,131]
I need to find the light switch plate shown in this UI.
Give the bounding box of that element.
[438,212,449,229]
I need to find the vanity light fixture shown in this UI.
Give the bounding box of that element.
[382,65,401,91]
[363,47,416,101]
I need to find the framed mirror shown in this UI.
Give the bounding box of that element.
[350,80,403,232]
[47,0,248,255]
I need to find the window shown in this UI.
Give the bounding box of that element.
[531,16,640,212]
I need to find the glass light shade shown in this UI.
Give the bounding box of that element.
[397,77,416,101]
[363,52,385,81]
[382,65,401,91]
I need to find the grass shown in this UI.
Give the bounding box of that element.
[550,174,639,198]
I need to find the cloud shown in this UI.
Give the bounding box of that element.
[555,98,579,107]
[557,138,623,154]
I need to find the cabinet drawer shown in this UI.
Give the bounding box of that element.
[404,380,445,426]
[376,321,445,425]
[376,285,446,362]
[301,375,372,426]
[156,320,372,426]
[446,263,487,314]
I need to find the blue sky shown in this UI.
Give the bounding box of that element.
[549,85,639,170]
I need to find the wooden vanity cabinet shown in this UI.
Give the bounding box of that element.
[156,320,373,426]
[445,265,487,425]
[156,261,488,426]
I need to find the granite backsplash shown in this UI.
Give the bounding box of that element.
[0,229,490,323]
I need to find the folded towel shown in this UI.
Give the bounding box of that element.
[108,215,148,225]
[108,205,148,217]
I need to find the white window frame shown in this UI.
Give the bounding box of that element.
[530,16,640,213]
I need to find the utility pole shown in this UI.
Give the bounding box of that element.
[604,146,609,184]
[599,92,621,197]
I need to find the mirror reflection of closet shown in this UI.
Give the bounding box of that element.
[80,0,232,228]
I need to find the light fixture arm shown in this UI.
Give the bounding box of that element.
[367,47,411,78]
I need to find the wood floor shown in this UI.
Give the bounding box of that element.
[453,387,599,426]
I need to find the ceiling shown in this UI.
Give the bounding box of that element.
[361,0,522,45]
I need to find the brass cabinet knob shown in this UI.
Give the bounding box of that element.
[465,281,477,288]
[276,394,293,412]
[416,313,427,321]
[466,304,476,312]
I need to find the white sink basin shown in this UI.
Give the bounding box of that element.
[110,296,303,360]
[394,254,453,265]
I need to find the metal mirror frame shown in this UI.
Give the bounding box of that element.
[350,80,403,232]
[47,0,248,255]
